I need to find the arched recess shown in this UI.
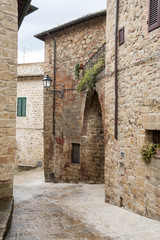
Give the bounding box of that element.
[81,91,105,183]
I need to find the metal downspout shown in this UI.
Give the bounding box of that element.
[115,0,119,140]
[53,39,56,135]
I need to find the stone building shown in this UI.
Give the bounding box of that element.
[105,0,160,220]
[35,10,106,183]
[16,63,44,169]
[35,1,160,221]
[0,0,36,200]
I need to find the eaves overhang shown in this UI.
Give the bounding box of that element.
[34,9,106,41]
[26,5,38,16]
[18,0,38,29]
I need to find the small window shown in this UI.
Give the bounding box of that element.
[71,143,80,164]
[148,0,160,32]
[17,97,26,116]
[119,27,125,46]
[153,130,160,144]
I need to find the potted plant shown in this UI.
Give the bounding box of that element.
[155,144,160,158]
[141,143,160,163]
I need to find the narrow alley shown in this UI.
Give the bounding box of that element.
[6,168,160,240]
[5,168,105,240]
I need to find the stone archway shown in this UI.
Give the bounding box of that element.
[81,91,105,183]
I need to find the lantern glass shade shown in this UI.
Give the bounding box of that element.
[43,75,52,88]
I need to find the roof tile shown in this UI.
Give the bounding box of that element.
[18,62,44,77]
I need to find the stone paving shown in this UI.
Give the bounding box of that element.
[5,168,160,240]
[0,199,13,240]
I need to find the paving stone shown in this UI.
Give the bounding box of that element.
[5,168,160,240]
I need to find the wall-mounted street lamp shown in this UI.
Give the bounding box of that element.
[43,75,64,98]
[43,74,52,88]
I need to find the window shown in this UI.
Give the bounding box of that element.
[71,143,80,164]
[119,27,125,46]
[17,97,26,116]
[148,0,160,32]
[153,130,160,144]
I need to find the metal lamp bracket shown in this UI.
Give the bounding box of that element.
[52,89,64,98]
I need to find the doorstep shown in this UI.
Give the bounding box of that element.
[0,198,14,240]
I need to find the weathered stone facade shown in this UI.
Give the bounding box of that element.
[35,11,106,183]
[0,0,34,200]
[0,0,18,199]
[105,0,160,220]
[36,2,160,221]
[16,63,44,168]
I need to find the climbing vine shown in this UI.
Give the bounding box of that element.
[76,58,105,94]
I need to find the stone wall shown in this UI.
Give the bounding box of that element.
[81,91,105,183]
[0,0,18,199]
[16,76,44,167]
[44,15,106,182]
[105,0,160,220]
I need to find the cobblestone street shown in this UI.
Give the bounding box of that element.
[6,169,105,240]
[5,168,160,240]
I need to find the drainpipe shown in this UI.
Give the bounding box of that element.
[115,0,119,140]
[52,38,56,135]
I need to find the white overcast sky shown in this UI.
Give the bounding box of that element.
[18,0,106,63]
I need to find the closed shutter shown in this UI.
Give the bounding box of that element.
[148,0,160,32]
[22,98,26,116]
[17,97,26,116]
[17,98,22,116]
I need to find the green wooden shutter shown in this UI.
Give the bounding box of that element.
[17,98,22,116]
[22,98,26,116]
[17,98,26,116]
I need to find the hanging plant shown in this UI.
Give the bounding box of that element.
[76,58,105,94]
[75,64,80,78]
[141,143,160,163]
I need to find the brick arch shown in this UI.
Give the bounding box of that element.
[80,91,105,183]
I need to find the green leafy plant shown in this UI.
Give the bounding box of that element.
[76,58,105,94]
[141,143,160,163]
[75,64,80,78]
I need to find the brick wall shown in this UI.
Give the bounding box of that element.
[105,0,160,220]
[44,15,106,182]
[0,0,18,199]
[16,76,44,167]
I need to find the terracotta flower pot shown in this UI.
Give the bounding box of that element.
[79,64,84,69]
[155,148,160,159]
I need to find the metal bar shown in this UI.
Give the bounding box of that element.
[53,39,56,135]
[52,88,75,93]
[115,0,119,140]
[52,90,62,92]
[64,88,75,91]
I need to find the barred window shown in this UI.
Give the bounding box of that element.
[148,0,160,32]
[71,143,80,164]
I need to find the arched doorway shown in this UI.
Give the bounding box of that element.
[81,91,105,183]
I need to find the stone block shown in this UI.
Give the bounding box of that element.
[136,177,145,188]
[143,114,159,130]
[136,166,145,177]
